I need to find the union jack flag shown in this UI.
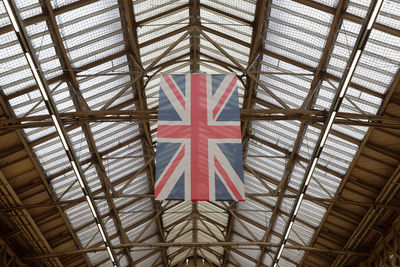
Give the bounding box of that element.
[155,73,245,201]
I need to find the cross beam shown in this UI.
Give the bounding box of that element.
[24,242,370,259]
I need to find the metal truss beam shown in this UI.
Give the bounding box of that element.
[2,194,399,213]
[24,242,369,260]
[3,109,400,129]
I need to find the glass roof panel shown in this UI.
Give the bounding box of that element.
[14,0,42,19]
[201,0,255,22]
[133,0,189,22]
[376,0,400,30]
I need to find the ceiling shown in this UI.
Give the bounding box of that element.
[0,0,400,266]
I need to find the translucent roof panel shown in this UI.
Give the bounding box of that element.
[133,0,189,22]
[376,0,400,31]
[55,1,125,67]
[265,0,333,68]
[14,0,42,20]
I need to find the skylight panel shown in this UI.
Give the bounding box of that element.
[77,56,128,82]
[68,32,125,62]
[105,157,145,182]
[346,0,372,18]
[86,77,132,110]
[9,90,45,117]
[281,197,296,214]
[113,173,149,196]
[134,0,189,22]
[50,0,81,9]
[298,127,321,160]
[155,43,191,66]
[199,28,250,61]
[63,20,122,48]
[199,62,229,74]
[200,43,239,69]
[246,158,286,183]
[65,202,96,229]
[132,250,161,267]
[306,168,341,198]
[53,173,85,200]
[14,0,42,20]
[326,19,362,77]
[84,167,104,193]
[297,200,326,228]
[376,0,400,30]
[332,124,368,141]
[238,202,272,228]
[273,214,290,236]
[285,163,307,192]
[288,221,314,245]
[33,136,69,175]
[199,34,247,68]
[87,251,109,266]
[258,70,310,106]
[0,34,36,95]
[200,9,252,42]
[265,1,333,70]
[77,222,104,247]
[201,0,255,22]
[0,2,11,27]
[55,1,117,24]
[137,10,188,43]
[311,0,339,8]
[253,120,300,146]
[139,33,186,68]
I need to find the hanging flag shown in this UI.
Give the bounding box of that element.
[155,73,245,201]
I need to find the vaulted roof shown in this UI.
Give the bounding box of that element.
[0,0,400,266]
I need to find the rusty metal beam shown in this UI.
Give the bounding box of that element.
[3,109,400,126]
[189,0,200,73]
[23,242,370,259]
[4,112,400,129]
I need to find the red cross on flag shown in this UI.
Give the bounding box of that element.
[155,73,245,201]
